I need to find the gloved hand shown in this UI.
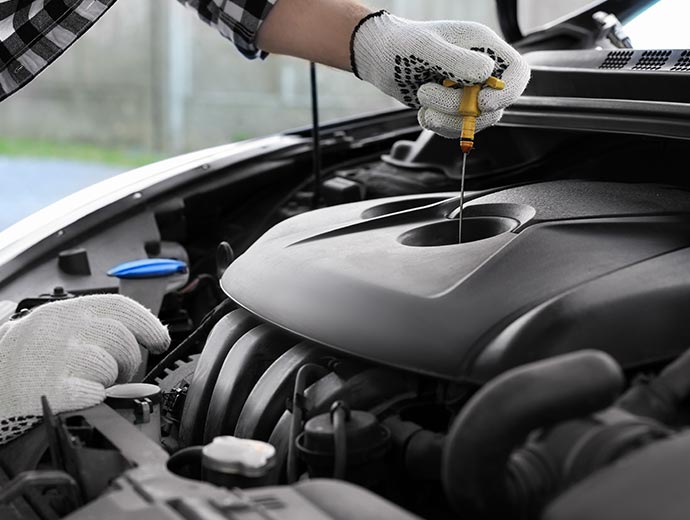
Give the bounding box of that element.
[0,294,170,444]
[350,11,530,138]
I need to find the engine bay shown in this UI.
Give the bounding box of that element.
[2,74,690,519]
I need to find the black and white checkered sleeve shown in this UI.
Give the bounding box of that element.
[0,0,277,104]
[177,0,277,60]
[0,0,118,103]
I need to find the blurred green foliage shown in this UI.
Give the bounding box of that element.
[0,138,164,167]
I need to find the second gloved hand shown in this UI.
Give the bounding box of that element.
[0,294,170,444]
[350,11,530,138]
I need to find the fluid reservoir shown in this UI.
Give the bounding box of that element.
[202,436,276,489]
[296,403,390,486]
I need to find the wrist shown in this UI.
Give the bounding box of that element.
[350,10,388,78]
[257,0,373,71]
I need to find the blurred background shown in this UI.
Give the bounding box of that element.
[0,0,664,229]
[0,1,500,158]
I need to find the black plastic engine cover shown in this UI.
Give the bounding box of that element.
[222,181,690,382]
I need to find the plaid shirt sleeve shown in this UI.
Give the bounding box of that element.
[177,0,277,60]
[0,0,277,103]
[0,0,118,103]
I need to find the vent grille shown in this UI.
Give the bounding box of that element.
[633,50,672,71]
[600,50,634,69]
[672,50,690,72]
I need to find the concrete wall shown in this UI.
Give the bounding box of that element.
[0,0,583,156]
[0,1,162,151]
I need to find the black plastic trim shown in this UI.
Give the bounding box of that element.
[495,0,522,43]
[502,96,690,141]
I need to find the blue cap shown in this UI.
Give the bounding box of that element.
[107,258,188,279]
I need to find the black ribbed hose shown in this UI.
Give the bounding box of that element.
[443,350,624,519]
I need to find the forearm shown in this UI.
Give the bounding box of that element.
[256,0,372,71]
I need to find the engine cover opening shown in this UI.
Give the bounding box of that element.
[398,216,519,246]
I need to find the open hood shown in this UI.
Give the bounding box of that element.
[496,0,661,50]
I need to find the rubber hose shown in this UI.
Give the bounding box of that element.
[167,446,203,479]
[332,404,349,480]
[287,363,328,483]
[442,350,624,519]
[384,417,444,481]
[618,345,690,423]
[144,298,235,383]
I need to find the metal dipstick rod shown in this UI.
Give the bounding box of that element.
[459,151,468,243]
[442,77,505,243]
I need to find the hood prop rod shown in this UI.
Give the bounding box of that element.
[310,62,322,210]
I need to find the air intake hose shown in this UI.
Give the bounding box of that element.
[618,344,690,425]
[443,350,624,519]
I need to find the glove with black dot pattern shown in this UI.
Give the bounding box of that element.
[350,11,530,139]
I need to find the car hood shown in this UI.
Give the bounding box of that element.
[0,135,304,283]
[497,0,660,47]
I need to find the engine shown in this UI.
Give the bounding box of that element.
[223,180,690,380]
[4,180,690,520]
[161,180,690,518]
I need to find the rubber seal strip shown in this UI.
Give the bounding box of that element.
[350,10,388,79]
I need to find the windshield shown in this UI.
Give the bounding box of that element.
[624,0,689,48]
[518,0,596,34]
[0,0,497,232]
[518,0,688,49]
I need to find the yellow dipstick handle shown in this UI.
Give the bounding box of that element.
[442,76,506,153]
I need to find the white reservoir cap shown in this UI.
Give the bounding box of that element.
[202,436,276,477]
[106,383,161,405]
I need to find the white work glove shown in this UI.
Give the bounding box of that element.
[0,294,170,444]
[351,11,530,138]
